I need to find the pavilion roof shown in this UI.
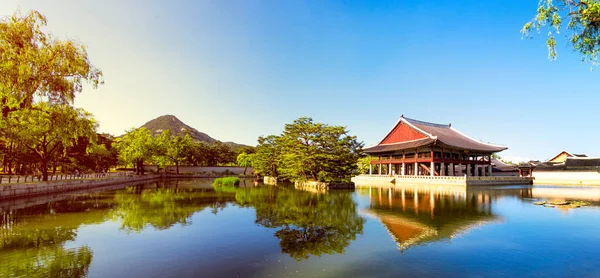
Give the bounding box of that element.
[364,116,507,154]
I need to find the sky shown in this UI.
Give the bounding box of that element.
[2,0,599,162]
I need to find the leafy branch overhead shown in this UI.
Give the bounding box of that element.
[522,0,600,65]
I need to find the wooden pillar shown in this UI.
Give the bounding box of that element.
[430,161,435,176]
[414,161,419,176]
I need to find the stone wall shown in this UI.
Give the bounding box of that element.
[144,165,253,175]
[0,174,161,200]
[533,170,600,185]
[263,176,277,185]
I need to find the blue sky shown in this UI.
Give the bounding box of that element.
[2,0,599,162]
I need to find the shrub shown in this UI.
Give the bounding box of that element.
[213,176,240,186]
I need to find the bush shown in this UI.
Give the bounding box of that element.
[213,176,240,186]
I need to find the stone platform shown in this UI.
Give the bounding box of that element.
[351,174,533,187]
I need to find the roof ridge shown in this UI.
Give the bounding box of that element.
[403,117,450,128]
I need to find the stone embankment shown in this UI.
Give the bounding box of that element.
[294,180,355,191]
[0,174,161,200]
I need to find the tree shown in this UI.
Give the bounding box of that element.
[157,130,193,174]
[276,117,363,182]
[252,135,281,177]
[236,152,254,175]
[10,103,97,180]
[522,0,600,65]
[113,128,156,175]
[357,156,371,174]
[0,10,102,118]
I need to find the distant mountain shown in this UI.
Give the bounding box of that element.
[141,115,216,143]
[138,115,251,151]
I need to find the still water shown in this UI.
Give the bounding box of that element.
[1,179,600,277]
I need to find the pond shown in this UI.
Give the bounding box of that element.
[1,179,600,277]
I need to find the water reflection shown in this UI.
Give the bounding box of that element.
[110,180,237,232]
[1,193,110,278]
[360,185,533,251]
[235,186,365,260]
[0,179,366,276]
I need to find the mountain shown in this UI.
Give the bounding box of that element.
[139,115,250,150]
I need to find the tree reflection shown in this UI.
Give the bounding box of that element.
[109,182,236,232]
[0,194,107,278]
[2,245,93,278]
[235,186,365,260]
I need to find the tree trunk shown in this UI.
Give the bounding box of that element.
[41,158,48,181]
[243,167,247,175]
[176,162,179,174]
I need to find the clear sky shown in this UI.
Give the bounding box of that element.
[2,0,599,162]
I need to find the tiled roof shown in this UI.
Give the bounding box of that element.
[364,138,435,154]
[364,116,508,154]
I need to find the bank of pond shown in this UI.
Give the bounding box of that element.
[1,179,600,277]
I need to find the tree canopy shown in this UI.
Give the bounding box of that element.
[0,10,102,117]
[253,117,363,182]
[522,0,600,65]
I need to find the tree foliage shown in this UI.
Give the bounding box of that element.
[9,103,98,180]
[522,0,600,65]
[156,130,194,174]
[252,135,281,177]
[253,117,363,182]
[113,128,157,174]
[236,152,254,175]
[0,10,103,117]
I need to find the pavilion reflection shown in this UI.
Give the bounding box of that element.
[361,185,533,251]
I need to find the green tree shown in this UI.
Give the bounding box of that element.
[10,103,97,180]
[236,152,254,175]
[522,0,600,65]
[252,135,281,177]
[113,128,157,175]
[357,156,371,174]
[276,117,363,182]
[0,10,102,118]
[157,130,193,174]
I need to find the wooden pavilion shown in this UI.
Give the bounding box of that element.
[364,116,507,177]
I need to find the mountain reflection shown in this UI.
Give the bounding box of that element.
[360,185,533,251]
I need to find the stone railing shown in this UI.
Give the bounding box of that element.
[0,172,131,184]
[395,175,466,181]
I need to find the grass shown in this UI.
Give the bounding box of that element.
[213,176,240,186]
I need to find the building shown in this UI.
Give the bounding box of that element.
[363,116,507,177]
[546,151,587,164]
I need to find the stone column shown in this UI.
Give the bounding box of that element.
[449,163,454,176]
[401,162,406,176]
[458,163,462,175]
[369,164,372,175]
[441,162,446,176]
[488,164,493,176]
[389,163,392,176]
[378,164,382,175]
[430,161,435,176]
[467,164,471,176]
[414,162,419,176]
